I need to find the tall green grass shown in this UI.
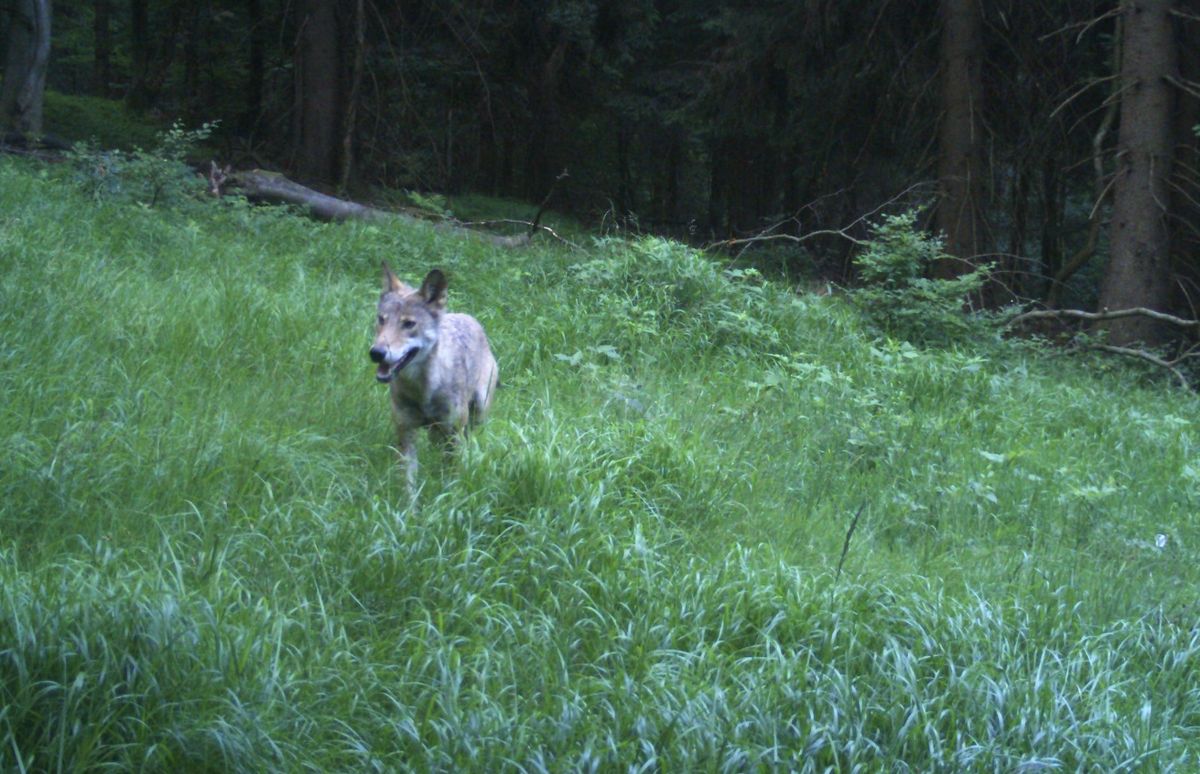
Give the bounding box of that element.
[1,158,1198,770]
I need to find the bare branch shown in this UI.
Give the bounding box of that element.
[1039,6,1123,43]
[1048,74,1119,120]
[1169,6,1200,24]
[1006,306,1200,331]
[835,503,866,581]
[1088,344,1189,389]
[706,181,936,254]
[528,168,569,239]
[1165,75,1200,102]
[458,218,582,251]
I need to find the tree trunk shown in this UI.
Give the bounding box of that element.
[1097,0,1176,346]
[524,35,567,200]
[242,0,265,134]
[615,121,635,216]
[182,0,202,118]
[338,0,364,193]
[293,0,341,184]
[1,0,51,135]
[1169,22,1199,311]
[935,0,988,278]
[126,0,150,108]
[663,134,680,225]
[93,0,112,96]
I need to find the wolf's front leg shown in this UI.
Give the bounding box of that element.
[428,405,469,461]
[396,427,419,506]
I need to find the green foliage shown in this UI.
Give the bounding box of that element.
[404,189,452,218]
[571,236,797,359]
[0,555,292,770]
[65,121,217,207]
[42,91,163,150]
[2,161,1199,770]
[849,210,993,346]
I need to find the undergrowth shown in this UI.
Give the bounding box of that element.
[1,157,1198,770]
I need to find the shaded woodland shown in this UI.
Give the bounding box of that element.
[12,0,1200,345]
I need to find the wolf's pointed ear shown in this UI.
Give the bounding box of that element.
[381,261,408,296]
[419,269,448,309]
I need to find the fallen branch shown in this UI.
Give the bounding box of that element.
[458,218,583,251]
[1005,306,1200,332]
[0,131,72,162]
[221,168,530,247]
[835,503,866,581]
[1006,306,1200,388]
[2,130,73,151]
[1087,344,1192,389]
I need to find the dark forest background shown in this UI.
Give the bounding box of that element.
[8,0,1200,345]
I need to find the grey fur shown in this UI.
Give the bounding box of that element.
[371,264,498,496]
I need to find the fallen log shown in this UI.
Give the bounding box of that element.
[1004,306,1200,389]
[223,168,530,248]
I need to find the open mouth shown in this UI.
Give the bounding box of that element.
[375,348,419,382]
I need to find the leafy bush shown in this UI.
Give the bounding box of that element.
[404,190,452,218]
[572,236,791,358]
[849,210,992,346]
[66,121,217,207]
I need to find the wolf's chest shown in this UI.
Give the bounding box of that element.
[390,375,452,425]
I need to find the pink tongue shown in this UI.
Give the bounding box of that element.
[376,363,391,379]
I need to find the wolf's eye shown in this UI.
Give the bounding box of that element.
[401,318,417,330]
[377,314,386,326]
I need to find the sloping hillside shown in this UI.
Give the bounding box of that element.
[1,159,1197,770]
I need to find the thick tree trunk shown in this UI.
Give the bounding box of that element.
[338,0,364,193]
[615,121,635,216]
[126,0,150,108]
[1,0,51,135]
[1097,0,1176,346]
[241,0,265,133]
[182,0,201,118]
[293,0,341,184]
[1169,24,1199,308]
[93,0,112,96]
[524,35,567,200]
[935,0,988,278]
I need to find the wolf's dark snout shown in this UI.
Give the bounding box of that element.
[369,346,386,364]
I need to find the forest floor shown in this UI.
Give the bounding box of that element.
[2,151,1198,770]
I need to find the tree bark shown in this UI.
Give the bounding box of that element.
[126,0,150,108]
[243,0,265,133]
[293,0,341,184]
[1097,0,1176,346]
[1,0,51,135]
[93,0,112,96]
[1169,20,1199,310]
[182,0,202,118]
[338,0,364,194]
[935,0,988,278]
[523,35,567,200]
[227,169,530,247]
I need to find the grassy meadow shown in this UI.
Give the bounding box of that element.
[2,155,1199,771]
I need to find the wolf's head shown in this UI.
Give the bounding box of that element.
[369,264,447,383]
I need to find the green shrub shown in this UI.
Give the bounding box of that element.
[849,210,992,346]
[572,236,790,358]
[65,121,217,207]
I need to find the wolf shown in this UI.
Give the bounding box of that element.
[369,263,498,493]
